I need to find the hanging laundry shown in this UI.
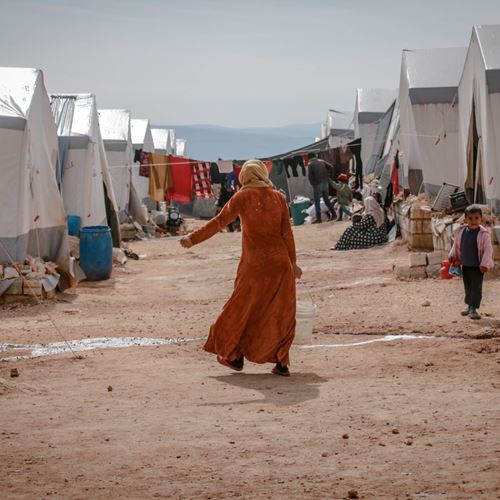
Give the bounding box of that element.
[270,159,290,201]
[192,162,215,199]
[210,162,224,184]
[233,161,244,185]
[284,155,306,178]
[348,138,363,189]
[338,146,353,176]
[263,160,273,173]
[284,155,313,200]
[391,150,400,197]
[169,156,193,203]
[148,153,172,202]
[139,151,152,177]
[217,159,234,173]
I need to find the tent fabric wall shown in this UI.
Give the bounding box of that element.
[51,94,118,228]
[98,109,134,213]
[354,88,397,168]
[398,47,467,196]
[0,67,68,265]
[458,25,500,214]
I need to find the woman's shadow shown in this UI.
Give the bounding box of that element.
[201,372,327,407]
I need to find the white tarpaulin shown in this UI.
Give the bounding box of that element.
[458,25,500,214]
[151,127,175,155]
[51,94,118,228]
[354,88,397,168]
[0,67,69,265]
[398,47,467,196]
[98,109,134,213]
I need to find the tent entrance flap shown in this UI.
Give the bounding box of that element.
[465,100,485,204]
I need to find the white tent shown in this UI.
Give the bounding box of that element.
[458,25,500,214]
[175,138,187,157]
[0,67,68,265]
[321,110,354,148]
[50,94,119,230]
[131,118,154,201]
[398,47,467,195]
[151,127,176,155]
[98,109,134,213]
[354,88,397,168]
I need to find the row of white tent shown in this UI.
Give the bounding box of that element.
[0,67,187,265]
[322,25,500,215]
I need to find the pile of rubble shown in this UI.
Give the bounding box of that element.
[393,250,448,280]
[0,256,60,300]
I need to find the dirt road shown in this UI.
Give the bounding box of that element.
[1,221,499,499]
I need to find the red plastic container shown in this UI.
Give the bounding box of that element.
[440,260,453,280]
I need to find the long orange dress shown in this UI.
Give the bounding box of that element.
[189,187,296,366]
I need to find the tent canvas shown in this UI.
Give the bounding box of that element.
[98,109,134,213]
[458,25,500,214]
[131,118,154,201]
[398,47,467,196]
[354,88,397,167]
[0,67,68,265]
[50,94,119,231]
[151,128,176,155]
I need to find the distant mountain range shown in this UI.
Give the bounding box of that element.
[154,123,321,161]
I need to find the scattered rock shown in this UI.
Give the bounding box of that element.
[348,490,359,499]
[392,428,399,434]
[10,368,19,378]
[405,439,413,446]
[421,300,431,307]
[321,452,329,457]
[107,385,113,392]
[342,433,349,439]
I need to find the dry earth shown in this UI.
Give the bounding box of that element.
[1,221,499,499]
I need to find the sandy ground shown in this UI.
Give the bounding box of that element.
[0,221,499,499]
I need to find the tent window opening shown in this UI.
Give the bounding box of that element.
[465,99,485,204]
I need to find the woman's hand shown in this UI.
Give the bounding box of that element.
[294,264,303,280]
[180,236,194,249]
[480,266,488,273]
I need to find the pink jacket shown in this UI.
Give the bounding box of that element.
[449,224,494,270]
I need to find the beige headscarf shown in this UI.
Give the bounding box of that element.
[364,196,385,228]
[239,159,274,190]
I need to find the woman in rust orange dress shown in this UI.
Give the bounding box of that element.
[180,159,301,376]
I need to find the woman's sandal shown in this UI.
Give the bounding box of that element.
[217,355,244,372]
[272,363,290,377]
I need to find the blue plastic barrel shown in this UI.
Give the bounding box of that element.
[79,226,113,281]
[291,201,311,226]
[67,215,81,236]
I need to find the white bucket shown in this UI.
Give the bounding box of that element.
[294,300,317,345]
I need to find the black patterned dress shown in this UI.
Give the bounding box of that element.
[334,214,388,250]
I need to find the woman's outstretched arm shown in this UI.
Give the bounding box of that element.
[186,194,241,246]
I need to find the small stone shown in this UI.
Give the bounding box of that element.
[405,439,413,446]
[392,428,399,434]
[321,452,328,457]
[421,300,431,307]
[342,433,349,439]
[348,490,359,499]
[107,386,113,392]
[10,368,19,378]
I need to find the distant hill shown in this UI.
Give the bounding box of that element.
[154,123,321,161]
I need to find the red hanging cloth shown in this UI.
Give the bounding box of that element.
[169,156,193,203]
[391,151,400,196]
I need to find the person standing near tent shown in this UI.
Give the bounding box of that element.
[307,153,337,224]
[448,205,494,320]
[180,160,302,376]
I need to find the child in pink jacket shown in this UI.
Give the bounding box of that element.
[449,205,494,320]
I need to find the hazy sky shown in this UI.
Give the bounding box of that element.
[1,0,499,127]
